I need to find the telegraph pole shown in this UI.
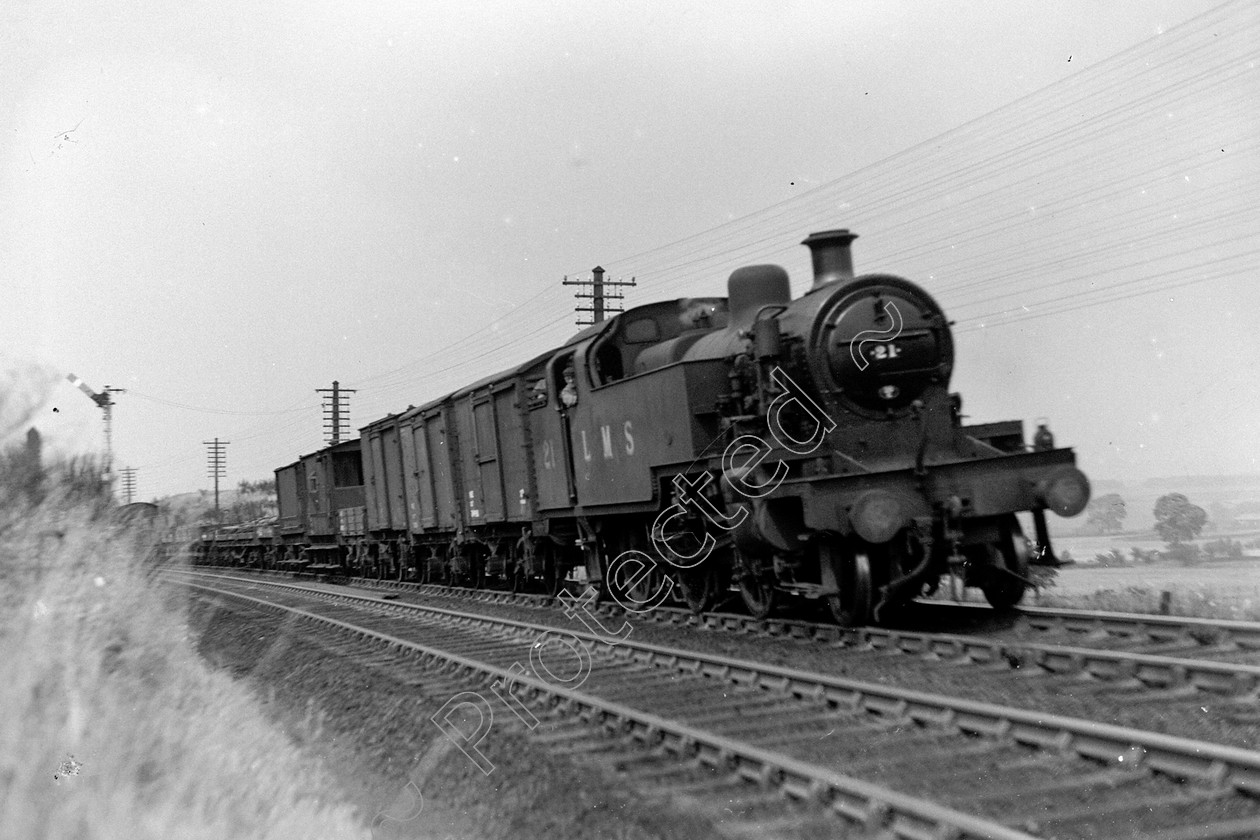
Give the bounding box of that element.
[316,380,356,444]
[203,438,229,520]
[563,267,635,327]
[119,467,137,504]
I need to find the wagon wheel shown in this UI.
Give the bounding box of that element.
[535,541,565,597]
[607,554,669,610]
[454,547,478,588]
[438,554,454,586]
[545,556,566,597]
[443,545,460,586]
[397,542,410,582]
[634,562,672,608]
[449,551,466,587]
[677,560,724,615]
[581,536,612,605]
[820,542,873,627]
[978,526,1031,611]
[735,547,777,619]
[509,535,528,594]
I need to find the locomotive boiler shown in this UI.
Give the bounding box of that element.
[641,229,1090,623]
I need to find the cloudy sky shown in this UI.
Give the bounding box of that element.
[3,0,1256,499]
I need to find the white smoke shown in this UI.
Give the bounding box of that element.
[0,358,62,444]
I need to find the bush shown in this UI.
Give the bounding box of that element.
[1130,546,1159,563]
[1093,549,1128,567]
[1029,565,1058,591]
[1202,538,1244,561]
[1164,543,1202,566]
[0,454,369,840]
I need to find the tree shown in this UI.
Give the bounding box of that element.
[1153,493,1207,546]
[1086,493,1127,533]
[237,478,276,495]
[1209,502,1237,531]
[224,478,278,523]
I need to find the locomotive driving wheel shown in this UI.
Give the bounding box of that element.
[602,524,660,609]
[608,555,669,610]
[977,526,1031,610]
[651,500,725,613]
[735,547,777,619]
[819,541,873,627]
[677,560,724,614]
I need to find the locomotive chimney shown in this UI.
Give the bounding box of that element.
[802,229,858,290]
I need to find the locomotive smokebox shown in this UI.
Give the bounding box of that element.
[803,229,859,290]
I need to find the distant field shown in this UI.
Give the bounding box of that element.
[1048,560,1260,599]
[1054,531,1260,563]
[1022,556,1260,620]
[924,531,1260,618]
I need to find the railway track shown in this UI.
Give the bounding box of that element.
[198,564,1260,658]
[171,569,1260,838]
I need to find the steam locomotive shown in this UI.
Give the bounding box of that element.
[196,229,1090,626]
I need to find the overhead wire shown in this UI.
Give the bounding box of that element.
[337,0,1259,420]
[954,259,1256,333]
[957,237,1258,321]
[606,8,1254,300]
[132,0,1257,494]
[563,0,1252,291]
[343,0,1256,416]
[939,199,1260,311]
[128,390,318,416]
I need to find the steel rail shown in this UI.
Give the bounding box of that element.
[181,577,1037,840]
[187,567,1260,695]
[820,628,1260,696]
[1008,603,1260,648]
[173,570,1260,800]
[195,563,1260,648]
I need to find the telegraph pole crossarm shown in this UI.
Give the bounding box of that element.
[202,438,230,522]
[316,380,356,444]
[119,467,137,504]
[563,268,636,327]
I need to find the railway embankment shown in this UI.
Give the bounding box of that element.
[188,584,715,840]
[0,470,370,840]
[178,572,1260,839]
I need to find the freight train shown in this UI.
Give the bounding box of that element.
[191,229,1090,625]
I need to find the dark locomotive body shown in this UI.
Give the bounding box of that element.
[196,229,1089,625]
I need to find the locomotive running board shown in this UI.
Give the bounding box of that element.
[780,447,1084,528]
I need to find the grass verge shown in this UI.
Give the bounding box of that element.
[0,459,370,840]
